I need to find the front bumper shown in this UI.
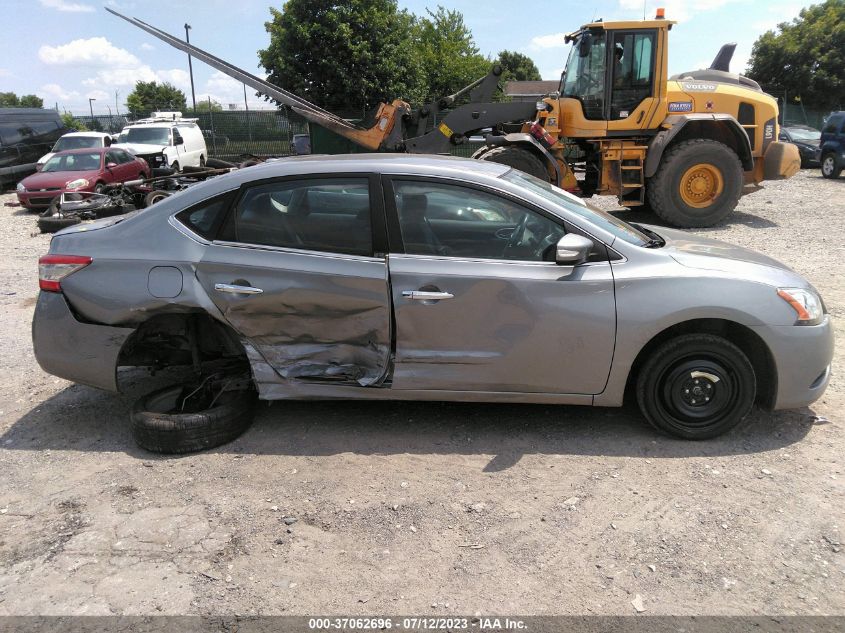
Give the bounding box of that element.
[17,185,96,209]
[752,316,834,410]
[32,291,135,391]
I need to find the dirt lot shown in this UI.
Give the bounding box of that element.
[0,170,842,617]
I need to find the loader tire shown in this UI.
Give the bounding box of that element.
[131,383,257,454]
[647,139,743,228]
[478,146,550,182]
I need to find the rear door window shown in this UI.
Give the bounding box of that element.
[226,178,373,257]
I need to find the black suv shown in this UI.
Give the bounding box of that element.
[819,111,845,179]
[0,108,68,189]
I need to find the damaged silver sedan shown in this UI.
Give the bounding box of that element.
[33,154,833,451]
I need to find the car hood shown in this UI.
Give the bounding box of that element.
[21,169,100,189]
[113,142,166,155]
[646,225,808,286]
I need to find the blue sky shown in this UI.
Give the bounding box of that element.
[0,0,810,114]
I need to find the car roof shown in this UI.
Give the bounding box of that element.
[243,153,508,177]
[61,131,111,138]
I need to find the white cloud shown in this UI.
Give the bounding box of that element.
[0,68,10,78]
[140,43,155,51]
[199,71,268,109]
[530,33,569,50]
[85,89,110,101]
[39,37,140,68]
[618,0,745,22]
[39,0,95,12]
[40,83,81,101]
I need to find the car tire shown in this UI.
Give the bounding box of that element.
[199,155,206,168]
[170,161,181,174]
[94,182,106,194]
[636,334,756,440]
[144,190,171,207]
[647,139,743,228]
[95,203,135,218]
[821,153,842,179]
[37,213,82,233]
[131,383,257,454]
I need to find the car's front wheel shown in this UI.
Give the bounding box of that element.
[636,334,756,439]
[821,153,842,179]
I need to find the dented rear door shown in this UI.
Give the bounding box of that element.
[195,174,391,386]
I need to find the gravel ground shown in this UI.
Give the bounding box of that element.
[0,169,843,617]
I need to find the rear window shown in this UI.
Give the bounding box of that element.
[176,194,232,240]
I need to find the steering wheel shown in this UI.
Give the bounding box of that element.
[535,231,565,261]
[504,214,529,258]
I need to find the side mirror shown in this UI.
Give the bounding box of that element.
[555,233,593,266]
[578,33,593,58]
[106,162,117,169]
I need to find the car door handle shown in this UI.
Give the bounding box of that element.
[401,290,454,301]
[214,283,264,295]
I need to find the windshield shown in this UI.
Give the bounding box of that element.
[501,169,651,246]
[125,127,170,145]
[786,128,821,141]
[52,136,101,152]
[41,152,102,172]
[561,31,607,120]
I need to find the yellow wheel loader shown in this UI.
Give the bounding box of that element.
[109,7,800,228]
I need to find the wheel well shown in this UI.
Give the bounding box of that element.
[625,318,777,409]
[117,312,247,370]
[669,122,753,170]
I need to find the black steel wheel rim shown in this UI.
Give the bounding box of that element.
[657,356,738,431]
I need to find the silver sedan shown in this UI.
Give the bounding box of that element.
[33,154,833,448]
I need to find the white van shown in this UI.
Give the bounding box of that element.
[113,112,207,172]
[36,131,113,171]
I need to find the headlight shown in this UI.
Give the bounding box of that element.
[16,182,25,192]
[777,287,824,325]
[65,178,89,190]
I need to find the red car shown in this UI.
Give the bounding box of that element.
[16,147,150,209]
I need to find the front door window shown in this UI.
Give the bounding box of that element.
[610,31,656,120]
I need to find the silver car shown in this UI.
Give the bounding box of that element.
[33,154,833,450]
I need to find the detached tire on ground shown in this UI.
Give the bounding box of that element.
[477,145,550,182]
[647,139,743,227]
[144,190,171,207]
[636,333,756,440]
[37,214,81,233]
[131,384,258,454]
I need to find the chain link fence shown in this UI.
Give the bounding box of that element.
[67,109,486,161]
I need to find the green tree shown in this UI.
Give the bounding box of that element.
[497,50,541,82]
[259,0,422,113]
[60,112,88,131]
[126,81,187,117]
[19,94,44,108]
[411,6,490,102]
[747,0,845,111]
[195,99,223,112]
[0,92,44,108]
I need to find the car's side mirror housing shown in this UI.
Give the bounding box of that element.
[106,162,117,169]
[555,233,593,266]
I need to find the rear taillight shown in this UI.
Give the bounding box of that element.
[38,255,92,292]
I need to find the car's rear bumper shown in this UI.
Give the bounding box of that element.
[753,316,834,410]
[32,291,135,391]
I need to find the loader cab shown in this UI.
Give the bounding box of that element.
[558,17,673,134]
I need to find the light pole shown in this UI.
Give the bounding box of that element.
[88,98,96,125]
[185,23,196,113]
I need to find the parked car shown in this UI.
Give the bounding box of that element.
[33,155,832,453]
[113,112,207,172]
[778,125,821,168]
[16,147,151,209]
[819,111,845,179]
[0,108,67,189]
[36,131,113,171]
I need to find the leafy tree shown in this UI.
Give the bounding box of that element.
[61,112,88,131]
[195,99,223,112]
[411,6,490,102]
[747,0,845,111]
[126,81,187,117]
[258,0,423,113]
[19,94,44,108]
[0,92,44,108]
[497,50,541,82]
